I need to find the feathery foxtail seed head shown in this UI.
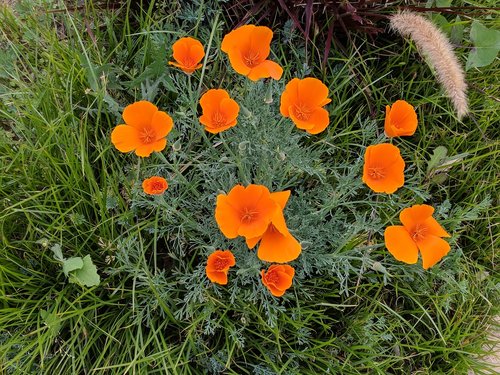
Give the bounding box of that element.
[389,11,469,119]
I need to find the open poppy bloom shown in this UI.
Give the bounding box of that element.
[246,190,301,263]
[206,250,236,285]
[111,101,173,157]
[280,77,331,134]
[362,143,405,194]
[384,204,451,269]
[142,176,168,195]
[199,89,240,134]
[168,37,205,74]
[261,264,295,297]
[385,100,418,137]
[221,25,283,81]
[215,184,278,240]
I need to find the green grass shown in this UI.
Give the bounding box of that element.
[0,0,498,374]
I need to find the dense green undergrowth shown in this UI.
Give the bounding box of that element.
[0,1,498,373]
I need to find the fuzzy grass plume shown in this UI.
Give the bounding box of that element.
[389,11,469,119]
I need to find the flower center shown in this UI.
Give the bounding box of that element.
[368,166,385,180]
[293,103,312,121]
[211,111,227,128]
[139,127,157,144]
[410,224,428,242]
[151,182,164,191]
[240,207,258,223]
[265,271,279,285]
[182,57,195,68]
[243,50,261,68]
[214,258,229,271]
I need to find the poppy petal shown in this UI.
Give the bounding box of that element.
[225,50,252,76]
[384,226,419,264]
[305,108,330,134]
[416,234,450,269]
[257,228,301,263]
[250,26,273,60]
[122,101,158,129]
[151,111,173,139]
[280,79,300,117]
[270,191,290,210]
[423,217,450,238]
[274,270,293,290]
[206,270,228,285]
[110,125,140,153]
[247,60,283,81]
[189,43,205,64]
[221,25,254,53]
[219,98,240,122]
[400,204,435,230]
[246,235,262,249]
[214,194,242,239]
[288,107,315,130]
[135,143,155,157]
[298,77,330,107]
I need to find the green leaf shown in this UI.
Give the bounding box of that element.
[62,257,84,276]
[40,309,61,337]
[436,0,452,7]
[450,17,464,45]
[50,243,64,261]
[70,255,100,287]
[427,146,448,174]
[466,21,500,70]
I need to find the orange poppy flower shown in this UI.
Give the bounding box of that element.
[384,204,451,269]
[384,100,418,137]
[215,184,278,240]
[362,143,405,194]
[168,37,205,74]
[206,250,236,285]
[142,176,168,195]
[261,264,295,297]
[111,101,173,157]
[280,77,331,134]
[221,25,283,81]
[246,190,301,263]
[199,89,240,134]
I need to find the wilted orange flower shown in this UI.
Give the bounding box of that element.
[168,37,205,74]
[111,101,173,157]
[246,190,301,263]
[206,250,236,285]
[142,176,168,195]
[261,264,295,297]
[221,25,283,81]
[215,184,278,240]
[362,143,405,194]
[385,100,418,137]
[384,204,451,269]
[199,89,240,134]
[280,77,331,134]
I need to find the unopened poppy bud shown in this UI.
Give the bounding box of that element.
[172,139,182,151]
[239,104,252,118]
[238,141,248,152]
[264,82,273,104]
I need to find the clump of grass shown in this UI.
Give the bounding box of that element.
[0,0,498,373]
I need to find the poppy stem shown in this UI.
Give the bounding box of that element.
[196,12,219,97]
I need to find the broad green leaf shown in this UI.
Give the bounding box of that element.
[50,243,64,261]
[62,257,83,276]
[436,0,452,7]
[70,255,100,287]
[466,21,500,70]
[450,17,464,45]
[40,309,61,336]
[427,146,448,174]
